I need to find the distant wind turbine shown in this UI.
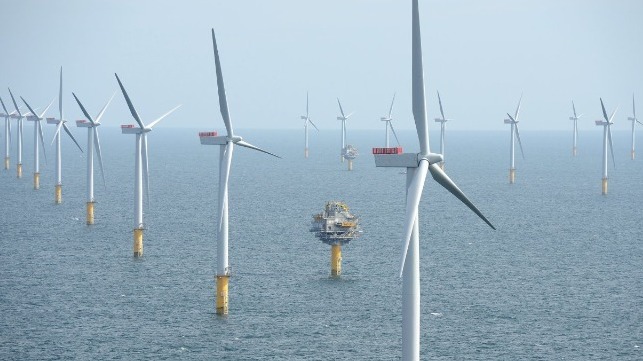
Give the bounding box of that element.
[433,91,451,169]
[569,101,582,156]
[373,1,495,359]
[300,92,319,158]
[47,67,83,203]
[21,97,54,190]
[199,29,280,316]
[336,98,353,162]
[380,93,400,148]
[0,97,15,170]
[504,95,525,184]
[73,92,114,224]
[628,94,641,160]
[8,88,34,179]
[595,98,617,195]
[116,73,181,257]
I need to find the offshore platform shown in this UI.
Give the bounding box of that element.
[310,201,361,276]
[342,145,358,171]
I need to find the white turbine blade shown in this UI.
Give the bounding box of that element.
[306,92,309,119]
[514,93,523,120]
[337,98,346,119]
[577,114,583,119]
[429,163,495,229]
[59,66,63,121]
[146,104,181,129]
[608,105,618,123]
[572,100,577,119]
[212,29,234,137]
[600,98,609,122]
[235,139,281,158]
[633,94,636,118]
[94,92,116,124]
[20,97,39,120]
[94,128,106,188]
[142,133,150,206]
[388,92,396,119]
[345,112,354,120]
[411,0,429,155]
[308,118,320,131]
[38,121,47,165]
[389,121,401,146]
[218,142,233,231]
[51,121,63,145]
[437,90,445,120]
[115,73,146,129]
[72,92,96,125]
[8,88,22,117]
[607,124,616,169]
[0,96,8,115]
[38,99,54,119]
[399,160,429,277]
[637,120,643,126]
[62,123,83,152]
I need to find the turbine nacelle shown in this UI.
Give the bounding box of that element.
[373,151,443,168]
[381,117,392,122]
[595,120,612,126]
[76,119,100,128]
[434,118,450,123]
[121,124,150,134]
[504,118,519,124]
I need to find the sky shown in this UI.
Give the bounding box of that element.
[1,0,642,132]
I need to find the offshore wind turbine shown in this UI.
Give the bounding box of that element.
[116,73,180,257]
[504,95,525,184]
[8,88,32,179]
[21,97,53,190]
[433,91,451,169]
[595,98,617,195]
[336,98,353,162]
[48,67,83,203]
[300,92,319,158]
[380,93,400,148]
[199,29,280,316]
[569,101,582,156]
[73,92,114,224]
[0,97,15,170]
[373,1,495,359]
[628,94,641,160]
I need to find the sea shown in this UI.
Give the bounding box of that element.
[1,127,642,360]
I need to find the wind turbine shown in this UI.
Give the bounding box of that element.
[504,95,525,184]
[300,92,319,158]
[569,101,582,156]
[47,67,83,203]
[0,97,15,170]
[373,1,495,359]
[336,98,353,162]
[595,98,617,195]
[73,92,114,224]
[380,93,401,148]
[199,29,280,316]
[116,73,180,257]
[628,94,641,160]
[21,97,53,190]
[433,91,451,170]
[8,88,32,179]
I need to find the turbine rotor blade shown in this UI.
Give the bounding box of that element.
[212,29,234,137]
[8,88,22,117]
[51,121,63,145]
[389,121,401,146]
[306,92,309,119]
[235,139,281,158]
[607,124,616,169]
[337,98,346,119]
[94,92,116,124]
[308,119,319,131]
[600,98,609,122]
[146,105,181,129]
[572,100,577,119]
[115,73,146,129]
[218,142,233,232]
[38,121,47,165]
[399,160,429,277]
[62,123,83,152]
[0,96,8,115]
[20,97,38,119]
[514,123,526,160]
[514,93,523,120]
[411,0,429,155]
[388,92,396,119]
[437,90,445,120]
[59,66,63,121]
[72,92,96,125]
[94,128,106,188]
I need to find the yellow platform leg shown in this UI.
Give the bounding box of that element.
[55,185,62,204]
[509,168,516,184]
[331,244,342,277]
[347,159,353,171]
[305,148,309,158]
[216,275,230,315]
[33,172,40,190]
[86,202,95,225]
[4,157,9,170]
[16,163,22,178]
[602,177,608,195]
[133,228,143,257]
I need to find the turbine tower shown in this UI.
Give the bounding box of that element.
[569,101,582,156]
[433,91,451,170]
[116,73,180,257]
[47,67,83,203]
[0,97,14,170]
[300,92,319,158]
[21,97,53,190]
[627,94,641,160]
[380,93,400,148]
[199,29,280,316]
[373,1,495,359]
[595,98,616,195]
[504,95,525,184]
[336,98,353,162]
[73,92,114,224]
[8,88,29,178]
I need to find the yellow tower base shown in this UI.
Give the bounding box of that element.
[305,147,309,158]
[573,147,577,157]
[4,157,9,170]
[133,228,143,257]
[86,202,95,225]
[331,244,342,277]
[632,150,635,160]
[17,163,22,178]
[33,172,40,190]
[347,159,353,171]
[602,177,608,195]
[509,168,516,184]
[216,275,230,315]
[55,185,62,204]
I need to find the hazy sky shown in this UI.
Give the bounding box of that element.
[1,0,641,131]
